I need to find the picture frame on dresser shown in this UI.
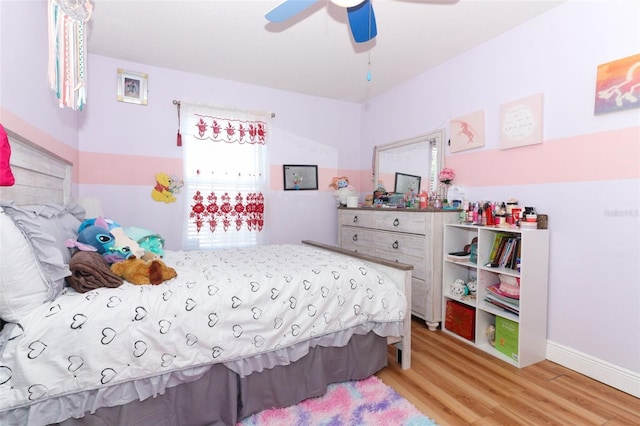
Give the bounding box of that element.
[394,172,421,194]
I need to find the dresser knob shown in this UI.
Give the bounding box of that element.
[353,215,358,223]
[392,240,399,249]
[352,234,358,241]
[393,218,400,226]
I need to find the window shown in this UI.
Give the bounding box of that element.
[180,103,269,250]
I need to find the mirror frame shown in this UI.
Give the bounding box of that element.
[373,128,445,193]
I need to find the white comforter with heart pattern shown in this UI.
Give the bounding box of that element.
[0,244,407,420]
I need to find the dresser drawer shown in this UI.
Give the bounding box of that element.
[374,211,427,235]
[339,226,376,256]
[338,210,375,229]
[374,231,425,256]
[375,250,427,281]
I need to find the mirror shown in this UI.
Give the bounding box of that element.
[373,129,445,194]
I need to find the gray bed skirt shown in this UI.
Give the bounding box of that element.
[54,332,388,426]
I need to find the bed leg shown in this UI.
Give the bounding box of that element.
[393,339,410,370]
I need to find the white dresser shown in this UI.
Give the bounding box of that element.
[337,207,458,330]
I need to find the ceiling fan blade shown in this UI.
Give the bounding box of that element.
[265,0,319,23]
[347,0,377,43]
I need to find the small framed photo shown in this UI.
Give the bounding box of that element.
[394,172,421,194]
[283,165,318,191]
[117,69,148,105]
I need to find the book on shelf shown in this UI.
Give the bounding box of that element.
[447,251,471,262]
[509,239,521,269]
[484,294,520,315]
[513,240,522,270]
[504,237,521,269]
[488,237,507,267]
[488,235,521,270]
[499,238,513,266]
[486,285,520,306]
[488,232,511,265]
[495,317,519,361]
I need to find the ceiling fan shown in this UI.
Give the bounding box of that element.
[265,0,378,43]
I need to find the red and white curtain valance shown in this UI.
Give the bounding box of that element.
[193,114,267,144]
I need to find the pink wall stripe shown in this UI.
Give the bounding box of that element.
[446,127,639,187]
[79,152,183,185]
[270,165,284,190]
[5,113,636,190]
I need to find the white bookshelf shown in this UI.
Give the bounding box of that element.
[441,224,550,368]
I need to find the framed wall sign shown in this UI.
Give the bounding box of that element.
[500,93,543,149]
[283,164,318,190]
[117,69,148,105]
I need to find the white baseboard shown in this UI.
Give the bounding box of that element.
[546,340,640,398]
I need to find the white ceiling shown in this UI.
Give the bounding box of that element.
[87,0,565,103]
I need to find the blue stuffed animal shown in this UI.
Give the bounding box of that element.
[67,217,133,263]
[77,220,115,254]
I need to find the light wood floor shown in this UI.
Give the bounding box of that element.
[376,317,640,426]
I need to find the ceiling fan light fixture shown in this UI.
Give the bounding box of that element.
[330,0,365,7]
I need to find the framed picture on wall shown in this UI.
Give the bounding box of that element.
[449,110,485,153]
[117,69,148,105]
[283,165,318,190]
[594,53,640,115]
[500,93,543,149]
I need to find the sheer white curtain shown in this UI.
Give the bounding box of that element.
[180,102,269,250]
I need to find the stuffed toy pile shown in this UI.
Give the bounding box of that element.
[66,215,176,288]
[67,217,164,263]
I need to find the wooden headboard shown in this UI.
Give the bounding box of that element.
[0,129,72,205]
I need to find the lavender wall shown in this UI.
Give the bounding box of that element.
[1,0,638,395]
[0,0,79,153]
[361,0,640,386]
[77,55,362,248]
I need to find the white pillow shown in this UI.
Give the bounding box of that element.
[0,202,83,304]
[0,209,49,323]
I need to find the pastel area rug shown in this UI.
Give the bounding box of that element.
[238,375,438,426]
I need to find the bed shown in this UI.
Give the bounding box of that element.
[0,129,412,426]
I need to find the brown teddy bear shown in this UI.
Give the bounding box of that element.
[110,256,177,285]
